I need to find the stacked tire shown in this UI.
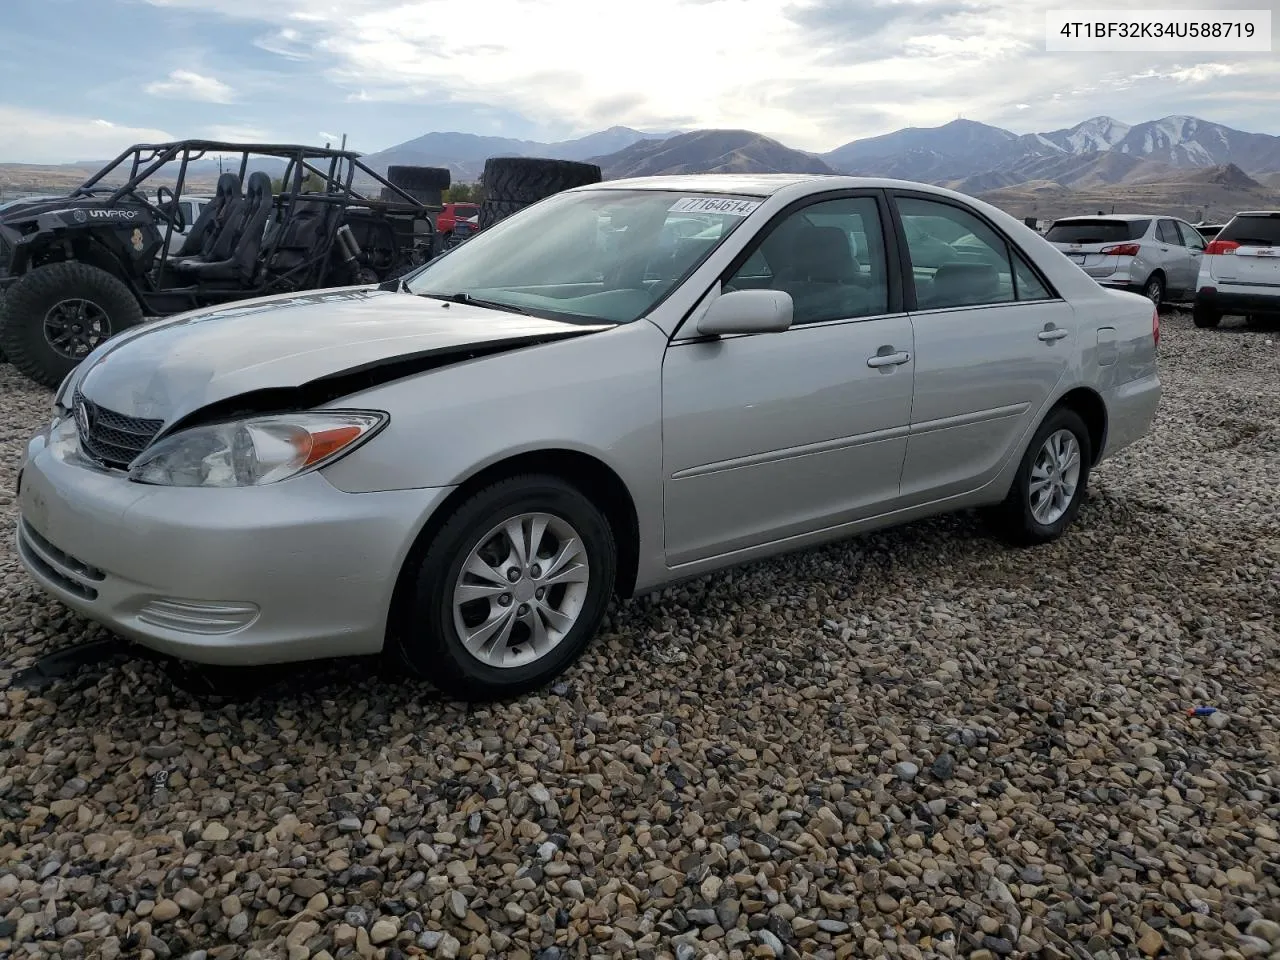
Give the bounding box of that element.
[382,165,451,207]
[477,158,602,230]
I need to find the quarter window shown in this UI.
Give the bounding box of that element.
[723,196,890,325]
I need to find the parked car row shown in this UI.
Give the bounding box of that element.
[1040,210,1280,328]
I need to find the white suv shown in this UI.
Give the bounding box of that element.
[1044,215,1205,306]
[1193,211,1280,328]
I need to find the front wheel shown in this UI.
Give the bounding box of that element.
[393,475,617,701]
[0,262,144,388]
[987,408,1092,546]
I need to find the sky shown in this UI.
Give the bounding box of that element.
[0,0,1277,163]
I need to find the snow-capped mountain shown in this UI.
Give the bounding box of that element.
[1038,116,1132,154]
[820,115,1280,185]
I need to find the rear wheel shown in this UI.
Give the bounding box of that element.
[1192,303,1222,328]
[393,475,617,701]
[987,407,1092,546]
[1142,273,1165,306]
[0,262,144,388]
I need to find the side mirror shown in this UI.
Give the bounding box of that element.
[696,288,793,337]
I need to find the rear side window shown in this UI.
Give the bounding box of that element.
[897,196,1015,309]
[1218,214,1280,246]
[1044,219,1148,243]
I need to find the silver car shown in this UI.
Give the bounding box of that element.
[15,175,1162,700]
[1044,214,1206,305]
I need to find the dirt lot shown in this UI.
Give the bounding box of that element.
[1,310,1278,960]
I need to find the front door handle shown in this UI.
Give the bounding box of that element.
[1039,328,1069,342]
[867,350,911,368]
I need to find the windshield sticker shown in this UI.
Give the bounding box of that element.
[669,197,762,216]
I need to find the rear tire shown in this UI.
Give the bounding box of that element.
[1142,273,1165,306]
[1192,304,1222,328]
[987,407,1092,546]
[392,474,617,701]
[477,198,525,231]
[481,157,602,205]
[0,262,144,389]
[384,165,451,207]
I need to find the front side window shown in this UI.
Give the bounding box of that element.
[1157,219,1183,245]
[898,196,1016,309]
[722,196,890,325]
[1176,221,1206,250]
[405,189,757,324]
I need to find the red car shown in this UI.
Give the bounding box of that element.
[436,202,479,236]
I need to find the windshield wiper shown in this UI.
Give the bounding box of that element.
[417,291,529,315]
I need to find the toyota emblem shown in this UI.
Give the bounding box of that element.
[75,401,93,436]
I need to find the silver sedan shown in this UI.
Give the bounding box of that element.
[16,174,1162,700]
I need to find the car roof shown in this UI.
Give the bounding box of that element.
[579,173,976,198]
[1232,210,1280,216]
[1052,214,1158,222]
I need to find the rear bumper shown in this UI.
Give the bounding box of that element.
[1195,286,1280,316]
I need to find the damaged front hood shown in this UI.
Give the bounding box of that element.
[76,287,613,425]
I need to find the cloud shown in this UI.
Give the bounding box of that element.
[0,106,173,164]
[144,69,235,103]
[131,0,1280,152]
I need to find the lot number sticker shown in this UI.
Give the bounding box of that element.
[669,197,762,216]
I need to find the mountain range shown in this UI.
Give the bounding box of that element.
[357,114,1280,191]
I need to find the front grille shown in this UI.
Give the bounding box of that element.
[17,520,101,601]
[73,390,163,469]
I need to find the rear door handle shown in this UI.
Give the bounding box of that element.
[1039,328,1069,342]
[867,351,911,367]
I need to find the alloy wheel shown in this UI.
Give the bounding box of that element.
[43,298,111,359]
[1029,429,1082,526]
[451,512,591,669]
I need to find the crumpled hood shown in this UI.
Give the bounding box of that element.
[75,287,612,425]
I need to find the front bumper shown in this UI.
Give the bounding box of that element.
[15,428,452,666]
[1195,286,1280,317]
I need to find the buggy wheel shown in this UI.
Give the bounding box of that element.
[0,262,144,388]
[480,157,602,205]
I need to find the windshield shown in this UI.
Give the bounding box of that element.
[405,188,760,323]
[1044,219,1148,244]
[1218,214,1280,246]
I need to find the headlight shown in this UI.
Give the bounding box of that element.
[51,369,79,423]
[127,411,388,487]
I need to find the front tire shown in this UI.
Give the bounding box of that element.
[394,475,617,701]
[0,262,143,388]
[988,407,1092,546]
[1193,303,1222,328]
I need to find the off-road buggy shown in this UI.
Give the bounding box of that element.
[0,140,438,387]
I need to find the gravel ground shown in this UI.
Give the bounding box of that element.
[1,309,1278,960]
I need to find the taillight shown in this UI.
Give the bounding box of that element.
[1205,240,1240,256]
[1153,306,1160,348]
[1100,243,1141,257]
